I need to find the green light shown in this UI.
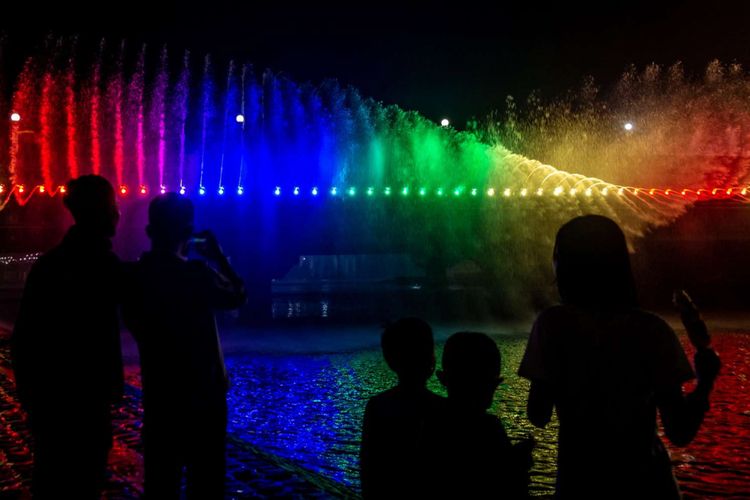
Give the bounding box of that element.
[453,188,461,196]
[471,188,478,196]
[367,187,374,196]
[487,188,495,197]
[503,188,511,197]
[419,187,427,196]
[401,187,409,196]
[437,188,444,196]
[384,186,392,196]
[348,187,356,196]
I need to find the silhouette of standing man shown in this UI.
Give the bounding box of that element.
[11,175,124,499]
[122,193,245,499]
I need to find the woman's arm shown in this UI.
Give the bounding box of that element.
[527,380,555,428]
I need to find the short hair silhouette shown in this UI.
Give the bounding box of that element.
[554,214,637,308]
[381,317,434,382]
[146,193,194,245]
[442,331,501,384]
[62,175,118,235]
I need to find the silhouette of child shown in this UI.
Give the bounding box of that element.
[359,317,445,499]
[421,332,533,499]
[519,215,720,499]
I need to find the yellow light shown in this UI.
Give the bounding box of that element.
[18,185,25,193]
[569,188,577,196]
[681,190,687,196]
[59,186,66,194]
[536,188,543,196]
[602,188,608,196]
[487,188,495,197]
[726,188,733,195]
[39,186,45,193]
[742,188,748,195]
[585,188,592,197]
[520,188,527,197]
[665,189,671,195]
[634,188,639,196]
[649,188,655,195]
[503,188,511,197]
[618,188,624,196]
[553,186,563,196]
[712,188,718,195]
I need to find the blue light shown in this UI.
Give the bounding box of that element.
[311,187,319,196]
[237,186,244,195]
[179,186,186,195]
[293,186,300,196]
[274,186,281,196]
[199,187,206,196]
[218,186,225,195]
[330,187,337,196]
[348,187,356,197]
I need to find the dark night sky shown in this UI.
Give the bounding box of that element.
[3,1,750,126]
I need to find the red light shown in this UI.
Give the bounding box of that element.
[712,188,718,195]
[681,190,687,196]
[18,185,25,193]
[120,186,128,195]
[649,188,655,195]
[59,186,66,194]
[726,188,733,195]
[38,186,45,194]
[0,185,4,194]
[139,186,147,195]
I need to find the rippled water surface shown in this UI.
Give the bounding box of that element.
[225,331,750,497]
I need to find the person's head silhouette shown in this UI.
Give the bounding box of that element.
[381,317,435,387]
[62,175,119,238]
[146,193,194,253]
[438,332,502,412]
[554,214,637,309]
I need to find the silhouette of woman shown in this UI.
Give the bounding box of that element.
[519,215,720,499]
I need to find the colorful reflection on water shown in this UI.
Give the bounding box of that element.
[226,331,750,497]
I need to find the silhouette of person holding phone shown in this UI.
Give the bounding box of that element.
[122,193,245,499]
[519,215,720,499]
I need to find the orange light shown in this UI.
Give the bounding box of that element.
[38,186,45,194]
[0,185,4,194]
[726,188,732,195]
[649,188,655,195]
[120,186,128,195]
[18,185,25,193]
[59,186,67,194]
[665,189,671,195]
[681,190,687,196]
[712,188,718,195]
